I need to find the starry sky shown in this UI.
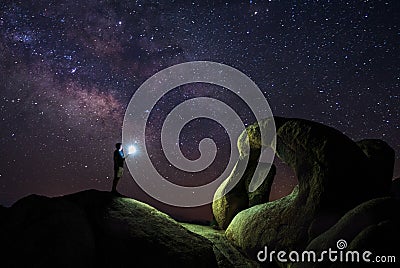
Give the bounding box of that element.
[0,0,399,221]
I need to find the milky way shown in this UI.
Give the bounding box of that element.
[0,1,399,221]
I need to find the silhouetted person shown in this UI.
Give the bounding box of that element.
[112,142,127,193]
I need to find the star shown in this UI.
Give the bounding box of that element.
[0,0,398,223]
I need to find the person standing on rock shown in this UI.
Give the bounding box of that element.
[112,142,129,194]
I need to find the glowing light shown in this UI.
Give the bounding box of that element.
[128,145,137,155]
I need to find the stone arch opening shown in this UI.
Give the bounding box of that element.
[269,156,298,201]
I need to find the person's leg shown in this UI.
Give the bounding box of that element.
[112,169,120,192]
[112,167,123,193]
[112,177,120,192]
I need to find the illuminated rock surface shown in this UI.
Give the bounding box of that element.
[0,117,396,268]
[223,117,395,261]
[0,190,218,267]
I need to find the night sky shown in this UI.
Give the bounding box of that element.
[1,0,399,221]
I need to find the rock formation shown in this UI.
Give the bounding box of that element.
[0,194,95,268]
[391,178,400,199]
[212,160,276,229]
[356,139,395,196]
[293,197,400,268]
[1,116,396,267]
[0,204,7,225]
[0,190,218,268]
[212,117,284,229]
[222,117,395,260]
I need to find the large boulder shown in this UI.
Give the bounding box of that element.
[225,186,300,258]
[181,223,261,267]
[391,178,400,199]
[247,163,276,207]
[225,117,394,260]
[356,139,395,196]
[293,197,400,268]
[0,194,95,268]
[212,117,282,229]
[0,204,7,224]
[212,159,250,230]
[0,190,218,268]
[212,160,276,229]
[71,191,218,268]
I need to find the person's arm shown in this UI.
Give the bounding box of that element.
[122,150,129,159]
